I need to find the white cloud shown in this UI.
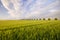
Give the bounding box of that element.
[25,0,60,19]
[49,10,60,13]
[1,0,23,18]
[1,0,60,19]
[49,10,60,16]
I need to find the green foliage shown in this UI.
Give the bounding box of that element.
[43,18,45,20]
[48,18,51,20]
[54,18,58,20]
[0,20,60,40]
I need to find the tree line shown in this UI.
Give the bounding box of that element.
[21,18,58,20]
[43,18,58,20]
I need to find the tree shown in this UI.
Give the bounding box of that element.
[48,18,51,20]
[43,18,45,20]
[54,18,58,20]
[39,18,41,20]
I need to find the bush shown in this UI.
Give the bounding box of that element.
[43,18,45,20]
[48,18,51,20]
[39,18,41,20]
[54,18,58,20]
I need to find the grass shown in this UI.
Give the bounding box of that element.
[0,20,60,40]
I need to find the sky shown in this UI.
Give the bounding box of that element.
[0,0,60,20]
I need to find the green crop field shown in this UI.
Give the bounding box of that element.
[0,20,60,40]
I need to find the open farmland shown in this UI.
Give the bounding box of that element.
[0,20,60,40]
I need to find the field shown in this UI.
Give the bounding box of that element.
[0,20,60,40]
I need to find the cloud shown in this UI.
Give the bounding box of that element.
[25,0,60,19]
[1,0,60,19]
[48,10,60,18]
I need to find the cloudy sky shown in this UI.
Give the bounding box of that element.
[0,0,60,20]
